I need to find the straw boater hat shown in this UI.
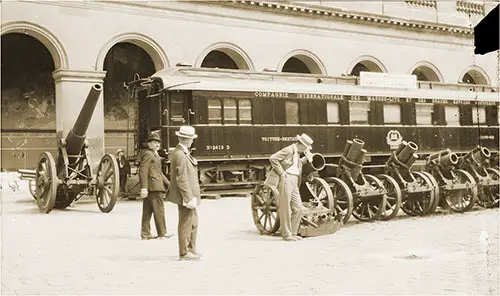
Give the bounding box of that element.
[116,148,124,154]
[296,133,313,149]
[176,126,198,139]
[147,132,162,143]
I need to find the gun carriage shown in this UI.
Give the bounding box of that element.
[458,146,500,208]
[21,85,120,213]
[324,139,389,223]
[251,153,345,237]
[424,149,477,213]
[382,141,438,218]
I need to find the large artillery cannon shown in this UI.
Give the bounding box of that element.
[251,153,343,237]
[383,141,437,218]
[425,149,477,213]
[23,85,120,213]
[324,139,388,223]
[458,146,499,208]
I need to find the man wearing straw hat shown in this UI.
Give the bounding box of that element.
[166,126,201,261]
[139,132,172,240]
[264,133,314,242]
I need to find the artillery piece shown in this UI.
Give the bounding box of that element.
[324,139,387,223]
[27,85,120,213]
[383,141,437,218]
[425,149,477,213]
[458,146,499,208]
[251,153,343,237]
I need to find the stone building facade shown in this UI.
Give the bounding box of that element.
[1,0,498,170]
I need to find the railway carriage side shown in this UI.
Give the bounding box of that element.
[129,70,499,192]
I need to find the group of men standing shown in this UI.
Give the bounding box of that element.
[137,124,315,261]
[138,126,201,261]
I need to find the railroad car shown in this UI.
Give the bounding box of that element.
[125,67,499,193]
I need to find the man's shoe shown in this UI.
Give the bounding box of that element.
[282,236,297,242]
[157,233,174,239]
[141,234,155,240]
[293,235,303,241]
[189,249,202,257]
[179,252,200,261]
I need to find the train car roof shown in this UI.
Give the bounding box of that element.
[152,67,499,102]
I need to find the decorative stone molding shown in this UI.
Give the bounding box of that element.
[195,42,255,70]
[406,1,437,9]
[218,1,474,35]
[277,49,327,75]
[53,69,106,84]
[456,0,484,15]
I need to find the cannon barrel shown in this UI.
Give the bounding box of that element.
[387,141,419,169]
[339,138,365,180]
[65,84,103,155]
[428,149,458,168]
[461,146,490,168]
[302,153,326,175]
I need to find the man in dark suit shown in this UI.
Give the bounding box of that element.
[116,148,131,195]
[264,133,314,242]
[166,126,201,261]
[139,132,172,240]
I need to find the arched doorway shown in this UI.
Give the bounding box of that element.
[1,33,56,169]
[103,42,156,156]
[279,51,325,74]
[411,65,442,82]
[282,57,312,74]
[350,60,384,76]
[461,69,489,85]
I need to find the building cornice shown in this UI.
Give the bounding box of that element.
[214,0,474,36]
[52,69,106,84]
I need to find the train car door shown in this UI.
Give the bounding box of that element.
[165,90,193,150]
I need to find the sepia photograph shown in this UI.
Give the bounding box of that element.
[1,0,499,295]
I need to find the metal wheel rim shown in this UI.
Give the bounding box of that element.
[479,168,500,208]
[402,172,435,216]
[325,177,354,225]
[35,152,57,213]
[352,174,386,222]
[421,171,440,213]
[96,154,119,213]
[251,184,280,235]
[444,169,477,212]
[377,174,402,221]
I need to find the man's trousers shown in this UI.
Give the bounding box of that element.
[277,174,303,238]
[177,205,198,256]
[141,191,167,237]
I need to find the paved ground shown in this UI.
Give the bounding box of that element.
[1,174,499,295]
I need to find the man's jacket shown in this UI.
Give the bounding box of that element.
[139,148,170,193]
[166,145,201,206]
[264,144,307,188]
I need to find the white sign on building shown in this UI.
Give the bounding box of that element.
[360,72,417,89]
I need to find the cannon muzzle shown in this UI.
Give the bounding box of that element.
[386,141,419,169]
[302,153,326,175]
[339,138,366,180]
[65,84,103,156]
[427,149,458,169]
[461,146,491,170]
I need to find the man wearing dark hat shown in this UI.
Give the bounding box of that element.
[116,148,131,195]
[139,132,172,240]
[166,126,201,261]
[264,133,314,242]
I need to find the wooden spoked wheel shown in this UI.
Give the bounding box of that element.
[420,171,440,213]
[29,179,37,199]
[376,174,402,221]
[324,177,353,224]
[35,152,58,213]
[302,177,335,211]
[251,184,280,235]
[443,169,477,213]
[477,168,500,208]
[352,174,386,222]
[401,172,435,216]
[96,154,119,213]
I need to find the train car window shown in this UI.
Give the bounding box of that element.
[208,98,222,124]
[472,106,486,125]
[170,93,186,125]
[238,99,252,125]
[349,101,370,124]
[223,98,238,124]
[327,102,340,124]
[415,103,433,125]
[285,101,299,124]
[383,104,401,124]
[445,105,460,126]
